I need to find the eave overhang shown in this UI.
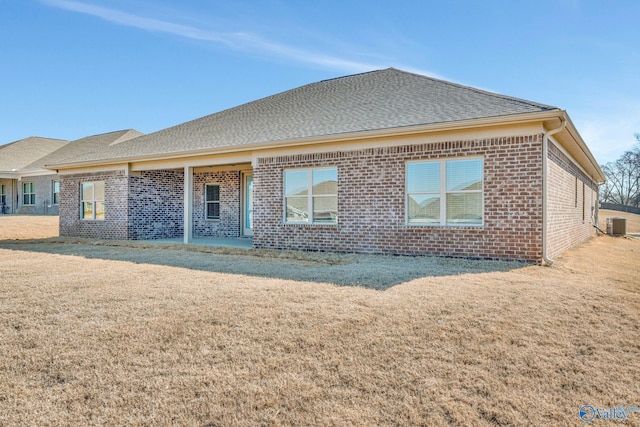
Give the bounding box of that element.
[542,112,605,183]
[47,109,604,183]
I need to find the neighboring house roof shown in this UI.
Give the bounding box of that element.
[0,137,69,171]
[26,129,143,172]
[49,68,558,166]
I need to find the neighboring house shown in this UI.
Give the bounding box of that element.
[0,130,142,215]
[0,136,69,214]
[49,69,605,263]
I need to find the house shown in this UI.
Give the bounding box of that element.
[48,68,605,263]
[0,136,69,214]
[0,130,142,215]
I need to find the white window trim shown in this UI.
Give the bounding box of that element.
[80,181,105,221]
[52,180,60,205]
[405,157,484,227]
[204,183,221,221]
[22,182,35,206]
[283,166,338,225]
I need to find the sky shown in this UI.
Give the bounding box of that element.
[1,0,639,164]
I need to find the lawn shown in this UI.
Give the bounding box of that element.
[0,214,638,426]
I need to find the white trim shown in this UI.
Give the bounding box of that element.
[241,172,253,237]
[405,156,484,227]
[283,166,338,225]
[22,182,36,206]
[542,118,567,265]
[79,181,105,221]
[194,164,252,174]
[183,167,193,244]
[204,182,221,221]
[13,170,57,178]
[57,164,130,176]
[50,111,563,170]
[52,180,60,205]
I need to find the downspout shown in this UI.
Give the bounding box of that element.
[542,117,566,266]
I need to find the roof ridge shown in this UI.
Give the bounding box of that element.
[387,68,557,111]
[74,129,137,140]
[109,129,143,146]
[49,68,564,168]
[29,136,69,141]
[6,136,69,144]
[319,68,387,83]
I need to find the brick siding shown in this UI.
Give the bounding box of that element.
[192,171,241,237]
[546,141,598,258]
[253,135,544,262]
[60,169,244,240]
[128,170,184,239]
[58,135,597,262]
[60,171,129,239]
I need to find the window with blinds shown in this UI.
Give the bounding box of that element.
[205,184,220,220]
[284,167,337,224]
[406,158,483,226]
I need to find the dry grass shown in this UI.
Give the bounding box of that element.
[0,215,639,426]
[599,208,640,234]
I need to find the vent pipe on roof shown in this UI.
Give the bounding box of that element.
[542,116,566,266]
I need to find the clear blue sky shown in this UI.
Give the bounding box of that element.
[2,0,639,164]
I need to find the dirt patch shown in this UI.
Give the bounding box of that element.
[0,215,639,425]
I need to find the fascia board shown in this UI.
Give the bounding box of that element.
[551,112,606,183]
[563,115,606,182]
[16,169,58,178]
[51,111,563,170]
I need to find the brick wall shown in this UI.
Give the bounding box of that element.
[59,171,129,239]
[128,170,184,239]
[15,174,60,215]
[546,141,598,259]
[60,169,244,240]
[192,171,241,237]
[253,135,544,262]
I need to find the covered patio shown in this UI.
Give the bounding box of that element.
[150,235,253,249]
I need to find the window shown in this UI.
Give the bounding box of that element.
[205,184,220,220]
[52,181,60,205]
[80,181,105,220]
[284,167,337,224]
[582,182,586,222]
[22,182,35,205]
[1,184,5,205]
[407,158,483,225]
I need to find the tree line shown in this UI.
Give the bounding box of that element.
[599,134,640,207]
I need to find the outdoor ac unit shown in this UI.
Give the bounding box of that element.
[606,217,626,236]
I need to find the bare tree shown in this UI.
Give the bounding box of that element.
[600,134,640,207]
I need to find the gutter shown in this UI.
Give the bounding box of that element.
[542,117,567,266]
[562,116,606,183]
[49,110,563,170]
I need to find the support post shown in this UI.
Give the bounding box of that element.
[183,166,193,244]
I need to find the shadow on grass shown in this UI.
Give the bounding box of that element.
[0,237,530,290]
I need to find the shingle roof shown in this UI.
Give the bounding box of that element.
[0,137,69,171]
[51,68,558,166]
[26,129,142,171]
